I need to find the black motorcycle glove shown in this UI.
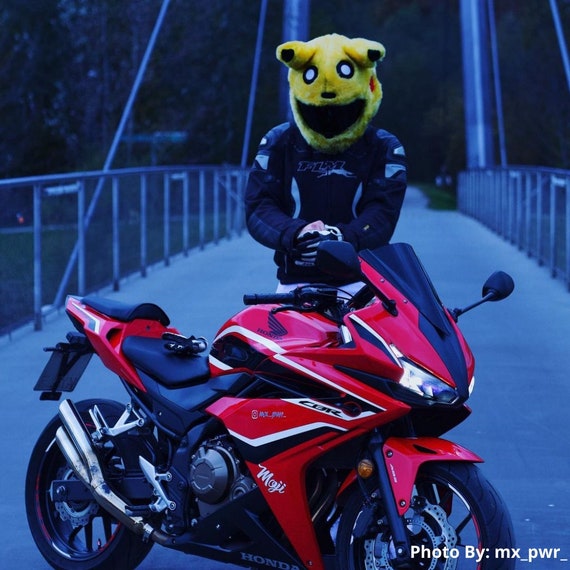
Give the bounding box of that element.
[291,226,343,267]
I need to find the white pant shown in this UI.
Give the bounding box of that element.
[276,281,365,296]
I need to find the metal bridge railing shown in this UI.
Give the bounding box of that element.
[0,165,249,335]
[458,167,570,290]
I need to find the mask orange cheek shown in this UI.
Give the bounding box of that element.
[369,77,375,92]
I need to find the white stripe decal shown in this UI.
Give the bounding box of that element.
[213,325,284,354]
[291,178,301,218]
[208,354,232,371]
[274,354,385,412]
[73,302,102,334]
[228,422,346,448]
[385,163,406,178]
[286,398,375,421]
[255,153,269,170]
[348,314,402,367]
[351,182,363,217]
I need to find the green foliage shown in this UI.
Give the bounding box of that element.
[414,182,457,211]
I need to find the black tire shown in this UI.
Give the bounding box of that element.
[25,399,153,570]
[336,462,515,570]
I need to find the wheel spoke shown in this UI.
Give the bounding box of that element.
[69,524,83,547]
[103,515,114,543]
[455,512,473,536]
[84,519,94,551]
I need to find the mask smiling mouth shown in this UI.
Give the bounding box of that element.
[297,99,365,138]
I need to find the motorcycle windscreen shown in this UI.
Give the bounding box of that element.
[360,243,451,335]
[360,243,468,395]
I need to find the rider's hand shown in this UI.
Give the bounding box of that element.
[292,225,343,267]
[299,220,326,234]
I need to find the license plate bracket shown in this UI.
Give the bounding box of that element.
[34,332,93,400]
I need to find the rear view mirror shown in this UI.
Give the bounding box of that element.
[450,270,515,321]
[316,241,362,282]
[482,271,515,302]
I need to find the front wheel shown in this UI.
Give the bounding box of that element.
[25,399,153,570]
[336,462,515,570]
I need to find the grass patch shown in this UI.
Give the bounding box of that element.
[414,182,457,210]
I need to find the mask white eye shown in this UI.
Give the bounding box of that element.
[303,66,318,84]
[337,60,354,78]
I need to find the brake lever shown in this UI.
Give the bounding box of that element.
[271,303,316,315]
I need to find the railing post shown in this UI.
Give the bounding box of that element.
[33,184,42,331]
[182,171,189,256]
[140,174,148,277]
[213,170,220,245]
[550,174,566,278]
[523,171,531,256]
[515,171,522,247]
[236,171,245,236]
[199,170,205,249]
[112,176,120,291]
[226,172,232,239]
[77,180,86,295]
[537,172,544,265]
[566,176,570,289]
[164,173,170,266]
[550,174,556,277]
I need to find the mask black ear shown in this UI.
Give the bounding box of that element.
[368,49,382,62]
[280,48,295,63]
[276,41,314,70]
[343,38,386,68]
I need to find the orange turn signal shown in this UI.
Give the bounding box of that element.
[357,459,374,479]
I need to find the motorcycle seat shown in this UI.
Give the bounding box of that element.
[122,336,210,387]
[82,295,170,326]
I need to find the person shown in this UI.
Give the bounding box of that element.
[245,33,407,293]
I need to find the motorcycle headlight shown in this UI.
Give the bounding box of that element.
[399,358,459,405]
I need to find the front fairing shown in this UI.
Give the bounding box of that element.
[354,243,474,400]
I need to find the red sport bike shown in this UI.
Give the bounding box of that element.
[26,241,515,570]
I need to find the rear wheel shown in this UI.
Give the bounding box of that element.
[25,399,153,570]
[336,462,515,570]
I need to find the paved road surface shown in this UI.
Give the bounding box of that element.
[1,187,569,568]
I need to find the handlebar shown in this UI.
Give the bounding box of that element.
[243,286,348,322]
[243,293,296,305]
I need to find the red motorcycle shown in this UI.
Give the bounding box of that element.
[26,241,515,570]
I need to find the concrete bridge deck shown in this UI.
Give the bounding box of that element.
[1,187,569,568]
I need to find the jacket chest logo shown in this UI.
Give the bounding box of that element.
[297,160,356,179]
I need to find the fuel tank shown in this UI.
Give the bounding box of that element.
[208,305,340,375]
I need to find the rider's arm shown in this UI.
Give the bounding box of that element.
[337,129,407,250]
[244,124,307,253]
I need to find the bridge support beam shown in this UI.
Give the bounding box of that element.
[460,0,495,168]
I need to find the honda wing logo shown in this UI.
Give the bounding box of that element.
[257,313,288,339]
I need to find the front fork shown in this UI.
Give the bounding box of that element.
[360,430,484,569]
[368,431,412,568]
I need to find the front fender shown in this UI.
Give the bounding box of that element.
[383,436,483,515]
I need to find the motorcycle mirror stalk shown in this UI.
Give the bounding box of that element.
[449,270,515,321]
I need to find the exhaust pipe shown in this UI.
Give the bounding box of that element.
[55,426,90,484]
[55,399,172,546]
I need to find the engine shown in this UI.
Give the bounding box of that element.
[188,436,256,517]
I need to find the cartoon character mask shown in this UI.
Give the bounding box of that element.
[277,33,386,154]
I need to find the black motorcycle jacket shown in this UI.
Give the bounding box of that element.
[245,122,407,284]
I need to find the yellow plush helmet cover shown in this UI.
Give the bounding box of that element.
[277,33,386,154]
